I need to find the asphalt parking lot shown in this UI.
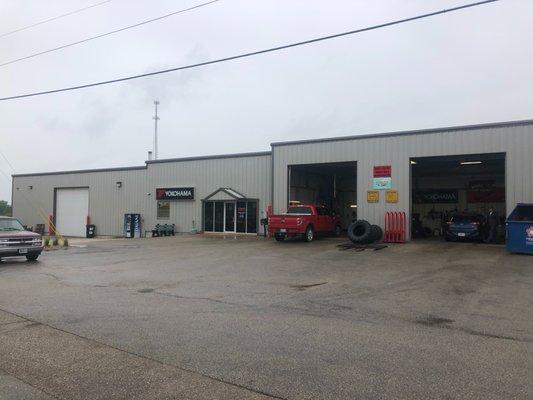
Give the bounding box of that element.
[0,235,532,400]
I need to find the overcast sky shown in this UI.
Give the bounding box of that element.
[0,0,532,201]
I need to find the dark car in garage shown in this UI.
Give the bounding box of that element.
[445,213,485,242]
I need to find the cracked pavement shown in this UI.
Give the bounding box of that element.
[0,235,532,399]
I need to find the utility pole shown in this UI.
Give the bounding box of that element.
[153,100,160,160]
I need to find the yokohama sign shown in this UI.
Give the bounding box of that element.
[412,190,458,204]
[156,187,194,200]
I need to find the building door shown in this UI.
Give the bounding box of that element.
[224,202,235,232]
[55,188,89,237]
[214,202,224,232]
[202,199,258,234]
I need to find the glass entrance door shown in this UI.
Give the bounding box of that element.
[214,202,224,232]
[224,202,235,232]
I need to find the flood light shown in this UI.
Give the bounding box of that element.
[460,161,482,165]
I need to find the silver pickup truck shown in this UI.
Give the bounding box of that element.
[0,216,43,262]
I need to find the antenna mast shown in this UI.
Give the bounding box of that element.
[153,100,160,160]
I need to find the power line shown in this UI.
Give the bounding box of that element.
[0,0,220,68]
[0,151,63,237]
[0,149,17,174]
[0,0,114,39]
[0,0,499,102]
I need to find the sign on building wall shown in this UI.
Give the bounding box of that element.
[367,190,379,203]
[373,177,392,190]
[467,188,505,203]
[412,190,458,204]
[386,190,398,203]
[156,187,195,200]
[373,165,391,178]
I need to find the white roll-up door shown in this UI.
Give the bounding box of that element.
[56,188,89,237]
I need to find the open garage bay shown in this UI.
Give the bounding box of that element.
[0,236,532,399]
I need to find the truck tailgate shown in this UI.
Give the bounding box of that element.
[269,215,301,229]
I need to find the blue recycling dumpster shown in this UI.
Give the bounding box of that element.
[506,203,533,254]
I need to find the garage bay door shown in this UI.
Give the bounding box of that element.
[56,188,89,237]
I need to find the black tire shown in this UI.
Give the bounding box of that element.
[334,224,342,237]
[274,234,285,242]
[26,254,39,262]
[304,225,314,242]
[370,225,383,243]
[347,220,372,244]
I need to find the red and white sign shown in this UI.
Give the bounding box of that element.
[373,165,391,178]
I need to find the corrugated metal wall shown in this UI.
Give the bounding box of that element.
[12,122,533,239]
[272,123,533,235]
[12,153,272,236]
[145,154,272,233]
[12,168,149,236]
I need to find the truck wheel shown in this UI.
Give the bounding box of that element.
[274,234,285,242]
[370,225,383,242]
[26,254,39,262]
[334,224,342,237]
[347,220,372,244]
[304,226,314,242]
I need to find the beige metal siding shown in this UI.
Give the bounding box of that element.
[12,168,149,236]
[145,155,271,233]
[12,154,272,236]
[272,124,533,235]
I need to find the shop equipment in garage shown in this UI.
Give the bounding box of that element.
[506,204,533,254]
[384,211,406,243]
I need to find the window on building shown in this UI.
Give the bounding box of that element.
[203,200,258,234]
[246,201,257,233]
[204,201,214,231]
[236,201,247,233]
[157,201,170,219]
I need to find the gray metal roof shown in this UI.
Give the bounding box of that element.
[12,165,147,178]
[270,118,533,147]
[145,151,272,165]
[12,152,272,177]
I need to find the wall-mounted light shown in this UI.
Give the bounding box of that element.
[116,181,122,188]
[460,161,482,165]
[410,160,417,165]
[147,193,152,196]
[350,204,358,208]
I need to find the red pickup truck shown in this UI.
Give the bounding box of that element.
[268,204,341,242]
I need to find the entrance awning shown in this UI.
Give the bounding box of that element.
[203,187,248,201]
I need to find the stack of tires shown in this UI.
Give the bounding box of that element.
[347,220,383,244]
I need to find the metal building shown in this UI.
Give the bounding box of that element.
[11,119,533,239]
[12,152,271,237]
